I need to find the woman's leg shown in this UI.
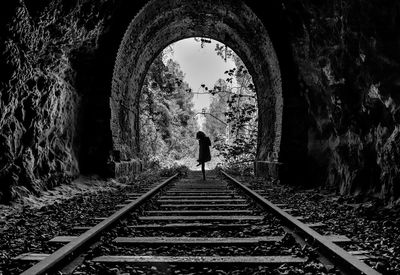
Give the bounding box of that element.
[201,162,205,180]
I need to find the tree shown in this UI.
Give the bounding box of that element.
[139,52,198,167]
[204,79,229,142]
[201,41,258,168]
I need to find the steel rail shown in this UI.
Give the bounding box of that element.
[221,171,381,275]
[21,174,178,275]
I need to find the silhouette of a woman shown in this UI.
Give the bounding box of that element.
[196,131,211,180]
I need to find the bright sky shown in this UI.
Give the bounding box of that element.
[164,38,236,112]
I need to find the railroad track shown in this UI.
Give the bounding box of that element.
[13,171,380,274]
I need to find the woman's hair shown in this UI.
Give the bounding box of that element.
[196,131,206,139]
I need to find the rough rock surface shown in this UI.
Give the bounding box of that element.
[1,0,400,205]
[284,0,400,204]
[0,0,107,203]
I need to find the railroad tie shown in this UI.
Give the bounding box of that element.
[160,204,250,208]
[165,191,236,195]
[13,254,323,264]
[171,184,228,187]
[305,222,326,228]
[167,190,232,193]
[91,255,307,265]
[172,185,228,188]
[127,223,252,229]
[348,251,374,260]
[145,210,253,215]
[324,235,352,243]
[157,199,247,204]
[113,236,283,245]
[159,195,237,199]
[165,191,236,194]
[126,193,144,196]
[169,188,232,193]
[13,253,49,261]
[138,215,265,222]
[47,234,353,244]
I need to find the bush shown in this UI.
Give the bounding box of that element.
[159,165,189,178]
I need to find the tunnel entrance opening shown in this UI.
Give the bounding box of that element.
[110,0,283,180]
[138,37,259,172]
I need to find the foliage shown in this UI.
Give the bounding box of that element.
[203,79,229,141]
[139,52,198,169]
[140,38,258,174]
[201,45,258,171]
[159,165,190,178]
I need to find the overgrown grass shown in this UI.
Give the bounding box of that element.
[159,165,190,177]
[141,161,190,179]
[216,161,254,177]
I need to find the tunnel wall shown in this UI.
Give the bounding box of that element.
[111,0,284,180]
[0,0,112,202]
[283,0,400,204]
[1,0,400,204]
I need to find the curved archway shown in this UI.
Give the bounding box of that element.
[111,0,283,170]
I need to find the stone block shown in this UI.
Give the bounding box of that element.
[108,159,142,182]
[254,161,282,178]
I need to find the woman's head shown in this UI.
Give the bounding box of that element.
[196,131,206,139]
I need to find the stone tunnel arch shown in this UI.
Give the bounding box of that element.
[110,0,283,176]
